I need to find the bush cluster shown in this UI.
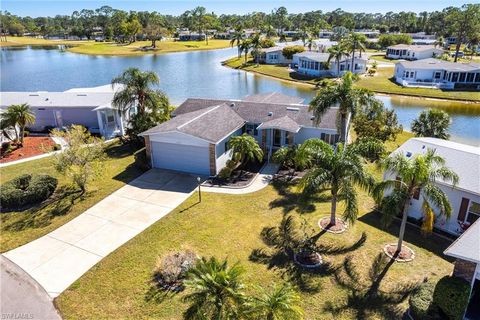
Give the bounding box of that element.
[433,276,470,320]
[282,45,305,59]
[153,250,198,290]
[409,282,437,319]
[0,174,58,210]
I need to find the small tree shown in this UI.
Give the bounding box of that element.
[282,45,305,60]
[52,125,106,193]
[0,103,36,146]
[353,100,403,142]
[411,109,451,140]
[248,284,303,320]
[228,134,263,166]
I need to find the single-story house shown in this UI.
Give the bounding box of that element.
[258,46,291,65]
[140,92,341,176]
[0,84,130,139]
[178,33,206,41]
[314,40,338,53]
[294,51,367,77]
[444,219,480,319]
[385,138,480,236]
[394,58,480,89]
[386,44,443,60]
[354,29,380,39]
[318,30,333,38]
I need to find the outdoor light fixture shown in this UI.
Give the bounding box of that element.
[197,176,202,203]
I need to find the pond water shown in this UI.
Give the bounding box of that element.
[1,45,479,146]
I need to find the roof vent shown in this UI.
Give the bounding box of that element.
[310,116,315,120]
[76,94,87,96]
[268,112,273,116]
[286,107,300,111]
[29,94,39,96]
[406,151,412,157]
[230,102,235,107]
[45,98,49,101]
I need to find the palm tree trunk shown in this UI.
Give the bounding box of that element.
[20,125,25,145]
[454,41,461,63]
[340,112,348,143]
[351,46,356,72]
[396,199,410,253]
[330,193,337,225]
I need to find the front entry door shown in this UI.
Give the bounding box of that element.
[273,129,282,147]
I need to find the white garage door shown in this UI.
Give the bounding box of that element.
[151,142,210,175]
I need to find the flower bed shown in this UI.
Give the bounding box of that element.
[0,137,56,163]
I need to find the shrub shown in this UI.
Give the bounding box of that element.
[260,38,275,48]
[219,167,233,179]
[0,174,58,210]
[409,281,438,319]
[433,276,470,320]
[134,148,150,171]
[282,45,305,59]
[153,250,197,290]
[52,144,61,151]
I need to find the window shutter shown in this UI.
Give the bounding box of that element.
[458,198,470,222]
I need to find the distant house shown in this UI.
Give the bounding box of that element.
[178,33,206,41]
[318,30,333,39]
[386,138,480,236]
[294,51,367,77]
[444,219,480,320]
[282,30,301,38]
[140,93,342,176]
[0,85,130,139]
[258,46,291,65]
[313,39,338,53]
[394,58,480,89]
[386,44,444,60]
[354,29,380,39]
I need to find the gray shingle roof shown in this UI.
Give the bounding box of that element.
[397,58,480,72]
[243,92,305,104]
[257,116,301,132]
[173,97,338,130]
[141,104,245,143]
[294,51,331,62]
[444,219,480,263]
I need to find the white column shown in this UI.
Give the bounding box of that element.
[96,111,105,137]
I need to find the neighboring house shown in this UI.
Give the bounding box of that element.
[294,51,367,77]
[140,92,341,176]
[178,33,206,41]
[386,44,443,60]
[283,30,301,38]
[444,219,480,320]
[386,138,480,236]
[318,30,333,38]
[394,58,480,89]
[259,46,291,65]
[314,40,338,53]
[354,29,380,39]
[0,85,130,139]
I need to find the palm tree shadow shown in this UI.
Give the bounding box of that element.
[2,186,86,232]
[324,253,419,319]
[144,272,182,304]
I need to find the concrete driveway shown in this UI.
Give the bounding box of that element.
[3,169,199,298]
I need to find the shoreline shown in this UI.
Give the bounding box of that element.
[222,59,480,105]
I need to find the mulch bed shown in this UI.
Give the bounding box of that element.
[318,217,348,234]
[383,244,415,262]
[294,251,323,268]
[274,168,308,181]
[0,137,55,163]
[204,160,264,188]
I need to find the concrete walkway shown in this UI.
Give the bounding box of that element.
[3,169,199,298]
[202,163,279,194]
[0,255,61,320]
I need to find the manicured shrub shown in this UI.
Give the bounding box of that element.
[153,250,197,291]
[282,45,305,59]
[409,281,437,319]
[0,174,58,210]
[433,276,470,320]
[260,38,275,48]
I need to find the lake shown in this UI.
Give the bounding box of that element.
[1,45,479,146]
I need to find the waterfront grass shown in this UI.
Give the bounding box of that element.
[224,57,480,102]
[56,132,453,320]
[0,142,144,252]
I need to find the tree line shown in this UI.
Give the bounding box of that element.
[1,4,479,44]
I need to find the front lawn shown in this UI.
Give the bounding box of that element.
[57,132,454,319]
[0,142,145,252]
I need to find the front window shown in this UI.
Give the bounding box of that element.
[434,72,441,79]
[466,201,480,224]
[245,123,258,136]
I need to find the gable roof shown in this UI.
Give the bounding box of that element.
[397,58,480,72]
[388,44,442,52]
[392,137,480,195]
[173,97,338,130]
[257,116,301,133]
[294,51,330,62]
[140,104,245,143]
[243,92,305,104]
[444,219,480,264]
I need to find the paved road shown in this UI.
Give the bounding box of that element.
[4,169,199,297]
[0,255,61,320]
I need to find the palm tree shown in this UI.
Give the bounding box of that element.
[373,150,458,254]
[343,32,367,71]
[248,284,303,320]
[309,71,377,143]
[111,67,167,115]
[278,33,287,44]
[434,36,445,48]
[228,133,263,165]
[239,39,252,63]
[327,45,350,77]
[183,257,245,320]
[306,36,316,52]
[249,32,263,65]
[411,109,451,140]
[1,103,36,146]
[298,139,374,226]
[230,27,245,58]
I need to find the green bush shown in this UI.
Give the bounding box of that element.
[0,174,58,210]
[409,282,438,319]
[433,276,471,320]
[260,38,275,48]
[52,144,61,151]
[282,45,305,59]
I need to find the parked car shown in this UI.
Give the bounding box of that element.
[451,51,465,58]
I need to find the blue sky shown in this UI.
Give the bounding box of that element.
[2,0,479,17]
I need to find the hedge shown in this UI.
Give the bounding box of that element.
[433,276,471,320]
[0,174,58,210]
[409,281,437,319]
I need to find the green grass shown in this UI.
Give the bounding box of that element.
[224,56,480,102]
[0,142,145,252]
[368,54,396,64]
[56,131,453,320]
[0,36,90,47]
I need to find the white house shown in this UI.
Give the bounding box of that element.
[386,138,480,236]
[140,92,342,176]
[444,219,480,319]
[394,58,480,89]
[259,46,291,65]
[0,85,130,139]
[386,44,444,60]
[294,51,367,77]
[313,39,338,53]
